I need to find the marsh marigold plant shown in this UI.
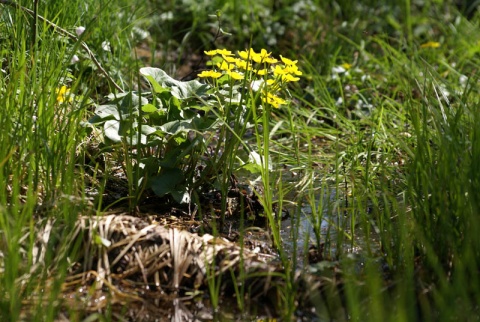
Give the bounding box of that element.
[198,48,301,108]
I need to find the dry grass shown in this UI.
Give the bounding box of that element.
[45,213,288,315]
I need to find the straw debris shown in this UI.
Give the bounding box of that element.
[65,214,282,302]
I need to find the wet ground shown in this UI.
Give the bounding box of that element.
[47,173,387,321]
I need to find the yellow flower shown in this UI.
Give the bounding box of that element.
[420,41,440,49]
[266,79,277,86]
[280,55,297,66]
[238,48,277,64]
[281,74,300,82]
[273,65,287,76]
[265,79,281,92]
[200,47,301,105]
[238,49,250,61]
[217,60,234,71]
[251,48,271,64]
[264,57,278,64]
[262,92,286,108]
[56,85,71,103]
[227,70,244,80]
[254,68,268,76]
[204,50,218,56]
[234,59,252,70]
[263,54,278,64]
[284,64,302,76]
[204,49,234,56]
[216,48,234,56]
[222,55,237,63]
[341,63,352,70]
[197,70,223,79]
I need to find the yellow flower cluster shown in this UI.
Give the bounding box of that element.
[56,85,72,103]
[420,41,440,49]
[198,48,302,108]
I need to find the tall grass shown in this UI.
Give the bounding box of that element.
[0,0,144,319]
[266,1,480,319]
[287,2,480,319]
[404,69,480,320]
[0,4,82,320]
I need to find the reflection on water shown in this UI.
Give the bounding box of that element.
[280,190,381,268]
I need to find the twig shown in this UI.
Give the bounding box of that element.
[180,11,227,81]
[0,0,124,93]
[31,0,38,50]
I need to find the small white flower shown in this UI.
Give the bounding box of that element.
[332,66,346,74]
[459,74,468,86]
[439,84,450,98]
[250,80,264,91]
[335,96,343,106]
[70,55,79,64]
[131,26,150,41]
[101,40,111,52]
[75,26,85,36]
[361,74,370,82]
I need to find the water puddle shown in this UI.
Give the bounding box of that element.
[280,189,382,269]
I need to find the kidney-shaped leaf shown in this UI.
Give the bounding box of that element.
[150,168,184,197]
[140,67,208,100]
[160,119,193,135]
[141,103,158,113]
[104,120,122,142]
[141,124,157,136]
[94,104,120,121]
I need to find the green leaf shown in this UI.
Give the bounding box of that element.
[160,119,193,134]
[88,114,105,124]
[94,104,120,121]
[118,92,147,117]
[140,67,209,100]
[171,189,190,204]
[173,135,187,144]
[241,151,273,174]
[241,163,262,174]
[192,115,216,131]
[103,120,148,145]
[93,92,147,123]
[144,76,170,94]
[104,120,122,142]
[150,168,184,197]
[141,103,158,113]
[141,124,157,136]
[144,136,164,147]
[139,156,161,176]
[158,147,182,168]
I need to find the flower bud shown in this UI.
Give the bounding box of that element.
[70,55,79,64]
[75,26,86,36]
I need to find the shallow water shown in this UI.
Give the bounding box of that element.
[280,190,381,269]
